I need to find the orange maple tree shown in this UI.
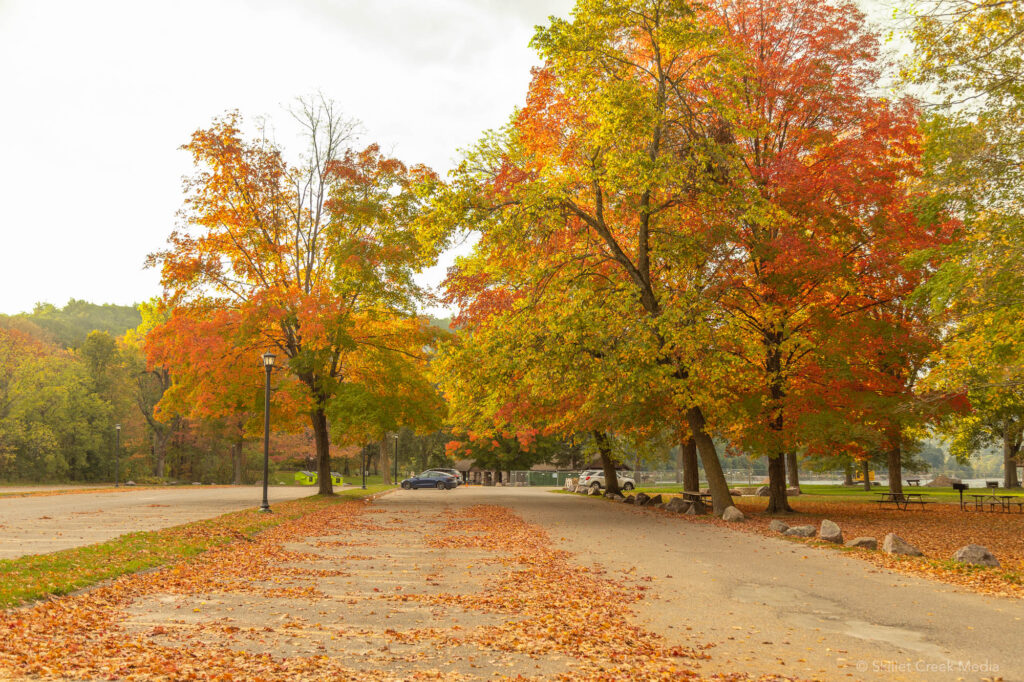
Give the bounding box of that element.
[150,100,442,494]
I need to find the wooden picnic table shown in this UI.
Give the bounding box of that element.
[967,493,1024,513]
[680,490,712,510]
[906,478,921,486]
[875,491,930,510]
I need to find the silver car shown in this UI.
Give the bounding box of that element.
[578,469,635,492]
[423,468,463,485]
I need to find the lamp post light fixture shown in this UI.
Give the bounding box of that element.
[391,434,399,484]
[259,352,276,513]
[114,424,121,487]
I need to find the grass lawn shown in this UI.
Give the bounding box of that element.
[0,484,393,609]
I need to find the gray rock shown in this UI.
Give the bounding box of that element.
[721,506,745,522]
[784,525,816,538]
[587,485,602,496]
[952,544,1000,567]
[609,493,625,501]
[845,537,877,550]
[882,533,923,557]
[756,485,770,497]
[635,492,650,506]
[786,487,801,496]
[686,500,706,515]
[644,494,663,506]
[729,489,744,496]
[623,496,636,505]
[819,519,843,544]
[657,502,668,509]
[769,519,789,533]
[665,497,690,513]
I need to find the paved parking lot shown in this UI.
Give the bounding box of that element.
[0,486,316,559]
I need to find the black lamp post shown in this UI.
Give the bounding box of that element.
[361,447,367,490]
[259,352,275,513]
[392,434,399,484]
[114,424,121,487]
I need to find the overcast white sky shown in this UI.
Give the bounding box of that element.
[0,0,895,317]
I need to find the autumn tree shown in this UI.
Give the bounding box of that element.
[682,0,952,512]
[432,0,739,513]
[904,1,1024,487]
[151,98,441,495]
[0,326,110,481]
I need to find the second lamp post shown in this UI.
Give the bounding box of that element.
[259,352,275,513]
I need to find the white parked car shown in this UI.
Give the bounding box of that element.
[577,469,635,492]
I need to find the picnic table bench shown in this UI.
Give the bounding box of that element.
[875,491,931,510]
[681,490,712,511]
[967,493,1024,513]
[906,478,921,486]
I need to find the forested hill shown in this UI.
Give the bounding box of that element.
[0,300,141,348]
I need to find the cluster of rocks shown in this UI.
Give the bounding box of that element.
[768,519,1001,567]
[575,486,747,522]
[755,485,802,497]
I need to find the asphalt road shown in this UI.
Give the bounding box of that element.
[0,486,316,559]
[390,486,1023,681]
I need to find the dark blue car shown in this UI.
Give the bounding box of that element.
[400,471,458,490]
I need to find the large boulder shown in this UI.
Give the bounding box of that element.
[769,519,790,534]
[635,492,650,506]
[685,500,706,515]
[729,489,744,497]
[588,485,602,496]
[845,537,877,550]
[926,475,961,488]
[722,506,745,522]
[882,533,923,557]
[665,497,690,513]
[623,496,636,505]
[953,544,1000,567]
[756,485,770,497]
[644,494,663,506]
[786,487,801,496]
[819,519,843,544]
[785,525,816,538]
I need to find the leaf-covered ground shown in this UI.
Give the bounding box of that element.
[0,494,785,681]
[650,495,1024,598]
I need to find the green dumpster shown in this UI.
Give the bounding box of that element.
[294,471,317,485]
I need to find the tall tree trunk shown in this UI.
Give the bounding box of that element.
[682,435,699,492]
[765,344,792,514]
[594,431,620,495]
[311,407,333,495]
[886,440,903,498]
[342,458,351,477]
[1003,422,1021,488]
[843,463,854,486]
[685,407,733,515]
[232,437,243,485]
[675,431,683,485]
[785,451,800,490]
[765,455,790,513]
[380,437,391,485]
[153,428,170,478]
[862,460,872,492]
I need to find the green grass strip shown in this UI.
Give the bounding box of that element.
[0,484,392,609]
